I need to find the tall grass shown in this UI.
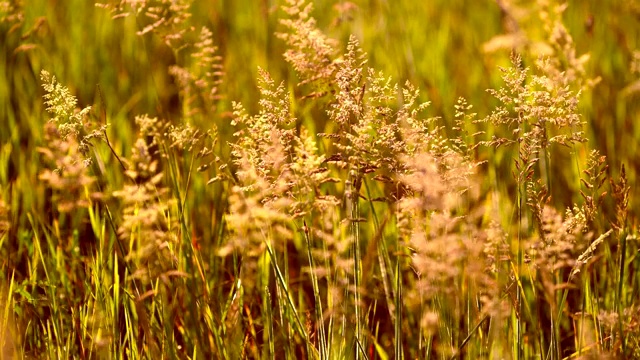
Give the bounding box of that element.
[1,0,639,359]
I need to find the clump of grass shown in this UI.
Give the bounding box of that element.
[1,0,639,359]
[112,140,177,283]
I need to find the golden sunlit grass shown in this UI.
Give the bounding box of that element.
[1,0,639,359]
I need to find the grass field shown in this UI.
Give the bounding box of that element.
[1,0,639,358]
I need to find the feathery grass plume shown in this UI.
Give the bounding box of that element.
[129,114,166,175]
[319,34,448,357]
[522,151,616,358]
[325,36,433,190]
[94,0,146,18]
[609,166,632,359]
[278,0,339,88]
[130,110,218,269]
[526,151,608,280]
[481,219,515,346]
[112,113,195,283]
[530,204,586,277]
[168,26,224,124]
[392,93,496,357]
[608,161,635,358]
[330,37,431,178]
[398,92,481,214]
[166,121,221,189]
[132,113,213,176]
[479,51,587,226]
[38,72,103,216]
[290,126,340,218]
[225,66,352,356]
[327,35,366,130]
[230,68,295,185]
[222,153,293,280]
[520,150,619,358]
[223,99,300,358]
[396,148,497,358]
[41,70,90,138]
[37,125,98,214]
[115,110,218,355]
[477,31,604,356]
[303,29,507,357]
[279,1,431,206]
[167,123,199,152]
[483,52,586,150]
[112,133,178,283]
[135,113,164,142]
[97,1,224,136]
[290,127,345,358]
[128,136,160,184]
[40,70,106,165]
[224,67,297,310]
[135,0,191,41]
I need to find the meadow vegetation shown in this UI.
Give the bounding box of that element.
[1,0,639,358]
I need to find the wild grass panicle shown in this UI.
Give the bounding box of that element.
[222,68,302,315]
[37,124,97,214]
[279,0,339,87]
[41,71,107,162]
[168,26,224,124]
[112,179,179,283]
[41,71,93,139]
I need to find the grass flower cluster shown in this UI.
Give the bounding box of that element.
[0,0,639,359]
